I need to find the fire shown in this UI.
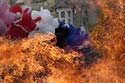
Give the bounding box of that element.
[90,0,125,83]
[0,34,80,83]
[0,0,125,83]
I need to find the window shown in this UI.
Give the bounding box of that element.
[56,8,73,24]
[61,11,65,18]
[83,17,86,25]
[68,11,71,17]
[84,10,88,16]
[68,19,71,23]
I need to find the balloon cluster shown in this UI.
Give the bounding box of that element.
[0,0,41,39]
[55,21,91,54]
[0,1,91,54]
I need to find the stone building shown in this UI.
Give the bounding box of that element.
[54,0,100,30]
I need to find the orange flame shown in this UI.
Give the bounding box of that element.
[0,0,125,83]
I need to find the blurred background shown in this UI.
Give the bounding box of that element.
[7,0,101,31]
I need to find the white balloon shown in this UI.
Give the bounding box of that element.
[31,7,59,35]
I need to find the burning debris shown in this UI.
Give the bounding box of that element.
[0,33,99,83]
[0,0,125,83]
[0,34,78,83]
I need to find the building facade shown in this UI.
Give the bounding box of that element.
[8,0,100,31]
[56,8,73,24]
[54,0,100,30]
